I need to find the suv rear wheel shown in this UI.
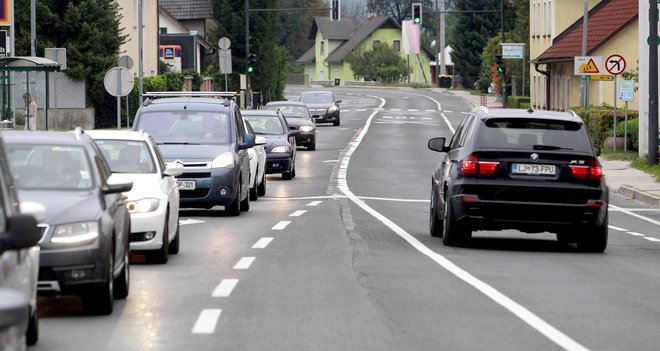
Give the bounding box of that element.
[577,213,608,252]
[430,192,443,238]
[442,199,470,246]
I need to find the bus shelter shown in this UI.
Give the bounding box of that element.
[0,56,61,130]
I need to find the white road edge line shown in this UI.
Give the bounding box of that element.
[233,257,255,270]
[626,232,646,236]
[643,237,660,242]
[271,221,291,230]
[336,95,589,351]
[191,309,222,334]
[290,210,307,217]
[212,279,239,297]
[252,237,274,249]
[609,204,660,227]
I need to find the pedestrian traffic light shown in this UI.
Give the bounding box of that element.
[331,0,339,21]
[412,3,422,25]
[495,54,505,75]
[247,53,257,74]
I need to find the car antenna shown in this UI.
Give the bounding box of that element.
[527,108,534,114]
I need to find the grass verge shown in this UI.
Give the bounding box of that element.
[600,147,660,181]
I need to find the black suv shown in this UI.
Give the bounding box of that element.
[4,129,133,315]
[428,107,608,252]
[132,92,255,215]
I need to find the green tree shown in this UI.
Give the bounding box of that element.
[346,44,407,83]
[14,0,126,128]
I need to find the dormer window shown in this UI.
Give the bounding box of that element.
[320,41,325,55]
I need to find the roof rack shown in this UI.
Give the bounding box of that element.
[142,91,237,107]
[74,126,85,140]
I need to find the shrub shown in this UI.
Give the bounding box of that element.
[570,106,639,147]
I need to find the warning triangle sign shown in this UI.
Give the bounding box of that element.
[580,59,600,74]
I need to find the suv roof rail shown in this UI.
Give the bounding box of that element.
[74,127,85,140]
[142,91,237,107]
[475,106,489,114]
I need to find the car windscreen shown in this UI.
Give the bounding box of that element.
[477,118,592,152]
[265,105,311,119]
[5,144,94,190]
[137,111,231,145]
[243,115,285,135]
[94,140,156,174]
[299,93,333,104]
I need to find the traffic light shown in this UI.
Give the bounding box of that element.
[247,53,257,74]
[331,0,339,21]
[412,3,422,25]
[495,54,505,75]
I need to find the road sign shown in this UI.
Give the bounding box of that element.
[501,43,524,59]
[574,56,602,75]
[591,75,613,81]
[605,54,626,75]
[104,67,134,97]
[219,49,232,74]
[119,55,133,70]
[218,37,231,50]
[619,79,635,102]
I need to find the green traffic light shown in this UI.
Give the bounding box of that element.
[414,18,420,24]
[247,66,254,73]
[497,67,504,73]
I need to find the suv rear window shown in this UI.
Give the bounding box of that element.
[477,118,591,152]
[137,111,230,144]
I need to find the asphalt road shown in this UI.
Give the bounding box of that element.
[33,88,660,351]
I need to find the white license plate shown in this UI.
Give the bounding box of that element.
[512,163,556,175]
[177,180,196,190]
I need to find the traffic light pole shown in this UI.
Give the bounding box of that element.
[500,0,506,108]
[245,0,251,109]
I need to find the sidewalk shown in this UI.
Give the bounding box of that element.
[441,87,660,208]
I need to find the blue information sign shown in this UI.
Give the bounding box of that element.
[618,80,635,102]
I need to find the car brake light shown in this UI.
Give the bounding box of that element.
[570,159,602,182]
[461,154,499,177]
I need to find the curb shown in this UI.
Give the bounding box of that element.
[616,185,660,208]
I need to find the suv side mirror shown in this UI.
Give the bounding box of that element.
[428,137,449,153]
[240,133,256,150]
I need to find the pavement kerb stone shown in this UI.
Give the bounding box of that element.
[616,186,660,207]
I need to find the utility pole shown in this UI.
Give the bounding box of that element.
[649,0,658,165]
[138,0,144,106]
[245,0,251,109]
[500,0,506,108]
[440,0,446,77]
[579,0,588,109]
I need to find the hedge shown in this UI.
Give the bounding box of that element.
[570,106,639,148]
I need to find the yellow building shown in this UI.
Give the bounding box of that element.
[116,0,160,77]
[530,0,638,111]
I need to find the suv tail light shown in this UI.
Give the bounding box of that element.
[569,159,602,182]
[461,154,499,177]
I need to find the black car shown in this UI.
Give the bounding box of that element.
[4,129,134,315]
[298,90,341,126]
[132,92,255,216]
[264,101,317,150]
[242,110,299,180]
[428,107,608,252]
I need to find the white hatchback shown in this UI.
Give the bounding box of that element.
[243,119,267,200]
[87,130,183,264]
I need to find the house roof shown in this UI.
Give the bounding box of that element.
[297,16,401,64]
[159,6,189,33]
[535,0,638,63]
[160,0,213,20]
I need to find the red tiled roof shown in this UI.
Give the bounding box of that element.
[535,0,637,62]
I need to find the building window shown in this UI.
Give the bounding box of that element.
[393,40,400,52]
[372,40,381,47]
[535,2,540,37]
[160,27,167,34]
[320,41,325,55]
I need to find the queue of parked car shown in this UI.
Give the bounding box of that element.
[0,90,339,349]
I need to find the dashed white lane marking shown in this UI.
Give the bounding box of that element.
[444,110,454,113]
[212,279,239,297]
[289,210,307,217]
[644,237,660,242]
[426,109,436,112]
[323,160,338,163]
[272,221,291,230]
[608,225,628,231]
[408,109,419,112]
[390,108,401,111]
[341,110,350,112]
[339,128,350,131]
[337,94,589,351]
[356,109,367,112]
[626,232,646,236]
[252,237,274,249]
[192,309,222,334]
[307,200,323,206]
[233,257,255,270]
[180,219,205,225]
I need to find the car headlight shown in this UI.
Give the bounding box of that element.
[327,105,338,114]
[271,145,290,153]
[211,152,234,168]
[51,221,99,244]
[126,198,160,213]
[299,125,314,132]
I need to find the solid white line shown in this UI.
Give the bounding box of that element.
[337,95,589,351]
[191,309,222,334]
[271,221,291,230]
[608,204,660,226]
[252,237,274,249]
[259,195,347,201]
[212,279,239,297]
[179,219,205,225]
[626,232,646,236]
[307,200,323,206]
[607,225,628,231]
[419,94,443,112]
[644,237,660,242]
[233,257,255,270]
[358,196,429,203]
[290,210,307,217]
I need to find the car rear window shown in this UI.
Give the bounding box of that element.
[243,115,285,135]
[265,104,310,119]
[477,118,592,152]
[137,111,230,144]
[299,93,333,104]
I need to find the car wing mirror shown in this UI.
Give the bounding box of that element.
[0,213,41,252]
[164,162,184,177]
[104,174,133,194]
[289,130,301,137]
[428,137,449,153]
[240,133,256,150]
[255,136,267,146]
[336,99,342,104]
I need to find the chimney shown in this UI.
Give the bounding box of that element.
[367,6,377,18]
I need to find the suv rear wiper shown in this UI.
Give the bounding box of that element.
[533,144,573,151]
